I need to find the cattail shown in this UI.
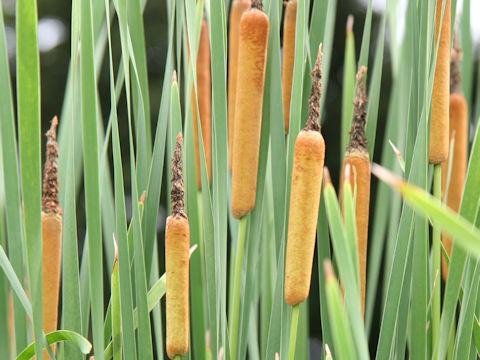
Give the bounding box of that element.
[42,116,63,356]
[228,0,251,170]
[191,18,212,189]
[284,46,325,306]
[281,0,297,133]
[231,0,270,219]
[340,66,370,315]
[166,134,190,359]
[429,0,451,164]
[441,36,468,280]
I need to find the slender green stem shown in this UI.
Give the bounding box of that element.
[288,304,300,360]
[229,216,247,360]
[432,163,442,350]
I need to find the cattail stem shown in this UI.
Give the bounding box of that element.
[229,216,247,360]
[432,163,442,347]
[288,304,300,360]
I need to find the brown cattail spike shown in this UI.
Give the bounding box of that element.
[231,5,270,218]
[171,133,186,218]
[228,0,251,170]
[341,66,370,314]
[42,116,63,357]
[305,45,323,131]
[166,134,190,357]
[429,0,451,164]
[281,0,297,132]
[42,116,62,214]
[347,66,368,152]
[284,47,325,306]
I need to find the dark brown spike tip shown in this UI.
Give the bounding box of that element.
[347,66,368,152]
[251,0,263,11]
[305,44,323,131]
[171,133,186,218]
[450,22,462,94]
[42,116,62,215]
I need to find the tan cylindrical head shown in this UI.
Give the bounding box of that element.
[228,0,251,171]
[429,0,451,164]
[231,7,270,219]
[281,0,297,133]
[166,215,190,359]
[42,212,62,356]
[192,19,212,189]
[341,149,370,314]
[285,130,325,305]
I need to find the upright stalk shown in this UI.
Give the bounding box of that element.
[288,304,300,360]
[432,163,442,347]
[229,216,247,360]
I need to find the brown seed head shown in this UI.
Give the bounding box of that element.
[42,116,62,215]
[171,133,186,218]
[251,0,263,11]
[305,44,323,131]
[347,66,368,152]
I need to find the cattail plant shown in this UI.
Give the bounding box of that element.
[228,0,251,170]
[284,45,325,360]
[430,0,451,343]
[284,45,325,306]
[41,116,63,357]
[340,66,370,315]
[231,0,269,219]
[441,31,468,280]
[281,0,297,133]
[229,1,269,358]
[166,134,190,359]
[191,18,212,189]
